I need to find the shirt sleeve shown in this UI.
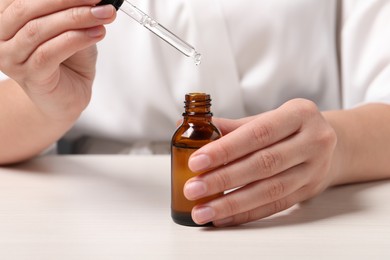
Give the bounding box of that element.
[341,0,390,108]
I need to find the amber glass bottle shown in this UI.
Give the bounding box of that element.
[171,93,222,226]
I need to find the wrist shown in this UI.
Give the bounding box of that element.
[322,110,351,186]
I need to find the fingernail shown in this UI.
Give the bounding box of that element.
[189,154,211,172]
[86,26,104,37]
[192,207,215,224]
[91,5,114,19]
[184,181,207,200]
[214,217,234,227]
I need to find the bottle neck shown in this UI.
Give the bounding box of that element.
[183,93,213,120]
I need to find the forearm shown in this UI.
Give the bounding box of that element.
[324,103,390,186]
[0,79,75,165]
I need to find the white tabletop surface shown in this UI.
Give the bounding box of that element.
[0,155,389,259]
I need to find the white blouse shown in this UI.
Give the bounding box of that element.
[1,0,390,152]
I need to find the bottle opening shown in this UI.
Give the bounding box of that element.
[184,93,212,116]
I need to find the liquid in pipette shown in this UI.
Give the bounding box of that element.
[141,15,202,66]
[102,0,202,65]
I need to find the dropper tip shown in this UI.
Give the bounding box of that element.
[194,52,202,66]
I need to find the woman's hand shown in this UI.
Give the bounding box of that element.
[0,0,116,122]
[184,99,338,227]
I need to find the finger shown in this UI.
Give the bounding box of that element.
[189,103,305,172]
[9,5,115,64]
[175,116,254,134]
[0,0,13,12]
[185,132,309,200]
[213,187,310,227]
[22,26,106,90]
[0,0,101,40]
[191,163,309,225]
[212,116,256,135]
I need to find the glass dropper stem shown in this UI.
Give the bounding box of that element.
[98,0,201,65]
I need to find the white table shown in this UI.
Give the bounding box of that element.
[0,155,389,259]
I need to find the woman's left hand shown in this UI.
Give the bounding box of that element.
[184,98,338,227]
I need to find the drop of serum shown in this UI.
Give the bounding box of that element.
[194,52,202,66]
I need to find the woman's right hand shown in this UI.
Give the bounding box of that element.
[0,0,116,122]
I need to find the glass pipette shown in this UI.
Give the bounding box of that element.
[98,0,201,65]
